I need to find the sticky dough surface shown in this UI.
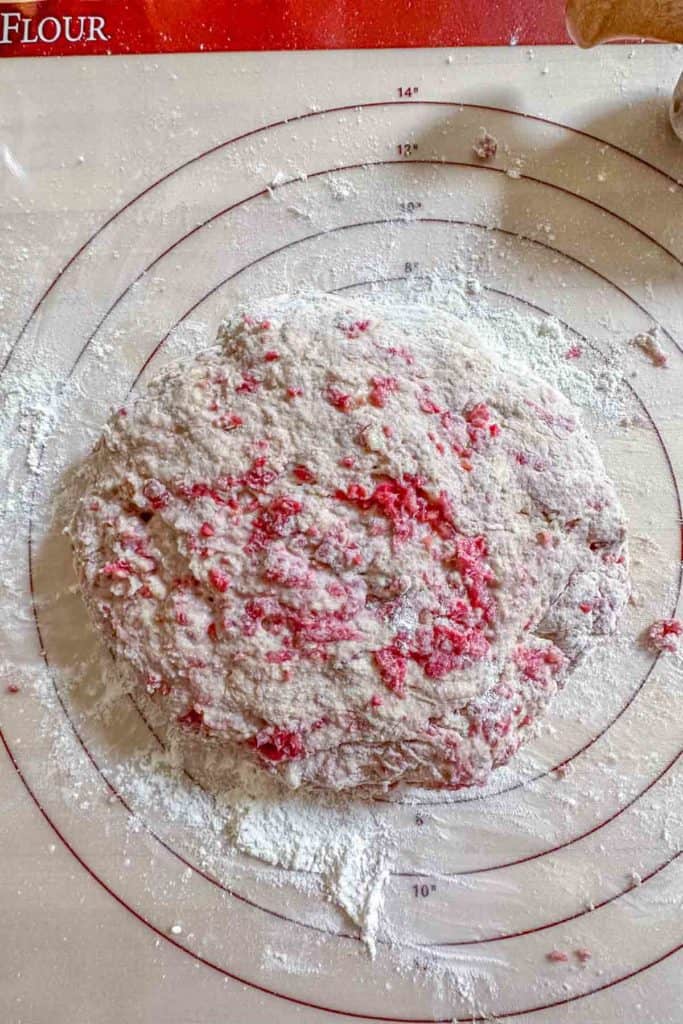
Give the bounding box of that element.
[71,296,629,790]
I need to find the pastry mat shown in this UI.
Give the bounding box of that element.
[1,15,682,1024]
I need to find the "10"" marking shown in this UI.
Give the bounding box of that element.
[413,883,437,898]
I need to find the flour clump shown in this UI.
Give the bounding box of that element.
[70,295,629,791]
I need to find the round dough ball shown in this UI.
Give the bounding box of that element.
[71,296,629,791]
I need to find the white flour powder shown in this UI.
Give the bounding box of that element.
[0,271,677,962]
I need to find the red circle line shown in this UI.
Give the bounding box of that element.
[25,224,683,913]
[99,216,683,872]
[5,104,682,1015]
[1,731,681,1022]
[129,203,682,393]
[3,99,681,379]
[94,162,683,388]
[24,259,682,948]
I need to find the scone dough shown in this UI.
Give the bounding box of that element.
[71,296,629,790]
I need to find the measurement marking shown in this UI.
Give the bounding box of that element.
[413,883,437,898]
[4,99,681,379]
[3,117,679,1007]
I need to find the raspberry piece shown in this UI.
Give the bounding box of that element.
[208,567,231,593]
[177,707,204,729]
[514,644,565,682]
[342,319,371,339]
[292,464,316,483]
[142,479,169,510]
[101,560,133,578]
[243,456,277,490]
[374,645,408,697]
[368,376,399,408]
[413,624,489,679]
[249,727,305,762]
[235,372,261,393]
[646,618,682,653]
[248,495,302,551]
[325,385,353,412]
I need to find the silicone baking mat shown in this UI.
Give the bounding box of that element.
[1,8,682,1023]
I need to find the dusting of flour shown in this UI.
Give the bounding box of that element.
[0,273,660,960]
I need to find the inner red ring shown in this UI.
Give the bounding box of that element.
[5,105,682,1014]
[26,215,682,915]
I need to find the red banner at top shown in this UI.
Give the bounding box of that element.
[0,0,570,58]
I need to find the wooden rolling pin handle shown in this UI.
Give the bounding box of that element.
[566,0,683,46]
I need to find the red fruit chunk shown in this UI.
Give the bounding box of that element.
[368,376,399,408]
[465,402,500,449]
[646,618,682,653]
[101,560,133,578]
[266,649,294,664]
[325,385,353,412]
[292,464,316,484]
[413,624,489,679]
[235,372,261,393]
[342,319,370,339]
[336,475,456,543]
[177,707,205,730]
[145,675,170,696]
[243,456,277,490]
[249,727,305,762]
[514,644,565,682]
[208,567,231,593]
[142,479,169,510]
[248,495,302,551]
[419,391,442,414]
[374,645,408,697]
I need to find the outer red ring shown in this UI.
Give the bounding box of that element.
[23,218,683,951]
[3,103,682,1018]
[2,733,682,1022]
[3,99,681,380]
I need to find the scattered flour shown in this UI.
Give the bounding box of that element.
[225,789,398,954]
[0,263,676,974]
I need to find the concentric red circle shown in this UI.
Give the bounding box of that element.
[3,101,681,1020]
